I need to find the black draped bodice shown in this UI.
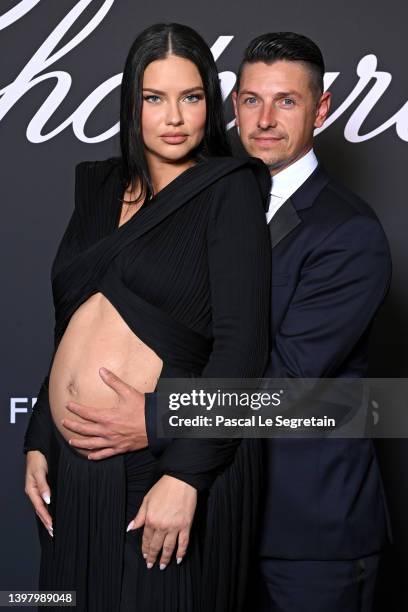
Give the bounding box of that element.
[50,156,271,378]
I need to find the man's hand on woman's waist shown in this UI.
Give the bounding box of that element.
[61,366,148,460]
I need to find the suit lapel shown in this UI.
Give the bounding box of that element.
[268,198,302,248]
[268,163,330,248]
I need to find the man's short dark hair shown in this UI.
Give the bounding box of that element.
[236,32,325,98]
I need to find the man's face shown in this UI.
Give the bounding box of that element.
[232,60,331,174]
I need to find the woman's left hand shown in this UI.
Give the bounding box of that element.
[127,475,197,570]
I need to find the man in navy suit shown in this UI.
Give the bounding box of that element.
[232,32,393,612]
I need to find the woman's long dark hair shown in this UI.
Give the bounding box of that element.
[120,22,231,202]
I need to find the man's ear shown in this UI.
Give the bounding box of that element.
[232,90,239,127]
[314,91,331,129]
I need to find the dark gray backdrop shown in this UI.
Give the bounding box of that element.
[1,0,406,609]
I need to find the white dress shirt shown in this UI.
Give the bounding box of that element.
[266,149,318,224]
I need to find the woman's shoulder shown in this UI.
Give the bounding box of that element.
[73,158,121,214]
[204,156,271,210]
[74,157,121,184]
[201,155,267,174]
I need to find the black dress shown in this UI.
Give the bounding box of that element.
[23,156,271,612]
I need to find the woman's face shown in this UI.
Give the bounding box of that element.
[141,54,207,164]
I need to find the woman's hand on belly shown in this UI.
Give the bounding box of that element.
[127,475,197,571]
[62,367,148,459]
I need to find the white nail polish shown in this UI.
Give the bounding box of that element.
[143,553,147,559]
[177,557,182,565]
[146,562,153,569]
[126,520,134,532]
[42,493,51,505]
[160,564,166,571]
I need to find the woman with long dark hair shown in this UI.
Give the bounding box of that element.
[23,23,271,611]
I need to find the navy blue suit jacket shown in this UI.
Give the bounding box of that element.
[260,163,393,559]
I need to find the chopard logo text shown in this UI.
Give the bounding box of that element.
[1,0,407,144]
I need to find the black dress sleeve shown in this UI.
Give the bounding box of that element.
[23,372,53,457]
[22,164,85,458]
[156,165,271,491]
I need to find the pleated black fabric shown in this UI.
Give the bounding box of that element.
[24,156,271,611]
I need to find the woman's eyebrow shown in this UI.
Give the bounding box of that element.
[142,86,204,95]
[179,86,204,94]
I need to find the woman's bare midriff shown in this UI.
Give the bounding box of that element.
[48,292,163,457]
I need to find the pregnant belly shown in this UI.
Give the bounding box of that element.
[49,292,163,457]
